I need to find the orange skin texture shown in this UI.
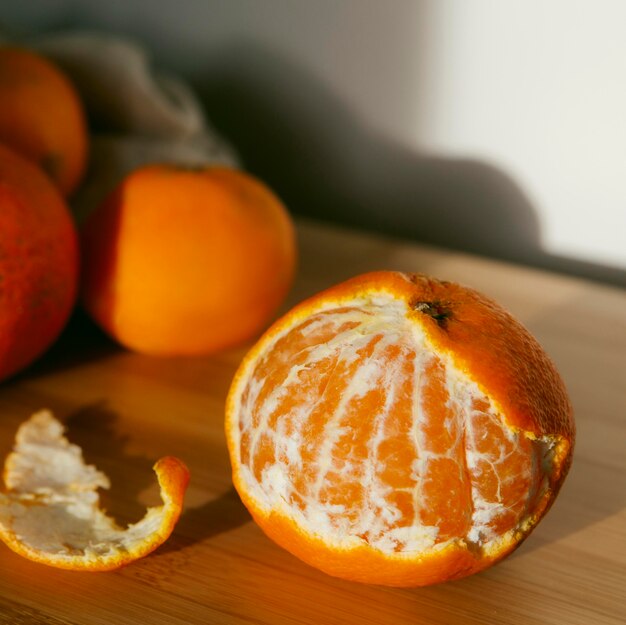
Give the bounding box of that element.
[81,166,297,356]
[226,271,575,586]
[0,143,79,381]
[245,497,504,587]
[0,47,88,196]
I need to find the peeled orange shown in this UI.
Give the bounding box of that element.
[225,271,574,586]
[81,165,296,356]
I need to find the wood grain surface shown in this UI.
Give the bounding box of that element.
[0,219,624,625]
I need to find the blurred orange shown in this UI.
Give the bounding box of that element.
[0,143,79,381]
[0,46,88,196]
[81,165,297,356]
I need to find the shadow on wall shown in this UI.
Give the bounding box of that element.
[192,44,624,287]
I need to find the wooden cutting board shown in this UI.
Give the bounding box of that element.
[0,219,624,625]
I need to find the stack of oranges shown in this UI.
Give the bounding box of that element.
[0,45,296,381]
[0,43,297,573]
[0,48,83,381]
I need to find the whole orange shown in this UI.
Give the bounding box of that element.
[0,143,79,381]
[0,46,88,196]
[226,271,574,586]
[81,165,297,356]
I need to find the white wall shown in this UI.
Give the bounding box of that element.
[416,1,626,271]
[2,0,624,283]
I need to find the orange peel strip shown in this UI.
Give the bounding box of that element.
[0,410,189,571]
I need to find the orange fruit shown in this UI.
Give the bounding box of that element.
[0,143,79,382]
[0,411,189,570]
[226,271,574,587]
[81,165,296,356]
[0,46,88,196]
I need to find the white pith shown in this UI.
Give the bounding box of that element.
[0,411,178,565]
[231,293,553,556]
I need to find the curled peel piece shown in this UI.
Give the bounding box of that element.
[0,410,189,571]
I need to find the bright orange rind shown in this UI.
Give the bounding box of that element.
[226,271,575,586]
[0,411,189,571]
[80,165,297,357]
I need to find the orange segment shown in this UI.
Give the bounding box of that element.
[464,398,543,541]
[239,305,541,553]
[226,271,574,586]
[417,358,472,541]
[0,411,189,571]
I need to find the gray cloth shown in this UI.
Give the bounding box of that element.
[3,31,238,221]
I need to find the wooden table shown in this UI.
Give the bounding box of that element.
[0,219,624,624]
